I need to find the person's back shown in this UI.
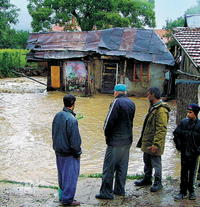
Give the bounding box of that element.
[104,94,135,146]
[52,108,81,157]
[52,94,81,206]
[96,84,135,200]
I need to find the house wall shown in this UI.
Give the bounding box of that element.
[150,63,165,91]
[125,63,165,96]
[47,58,166,96]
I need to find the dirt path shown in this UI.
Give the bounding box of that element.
[0,178,200,207]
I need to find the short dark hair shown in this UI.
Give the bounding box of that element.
[147,87,161,99]
[63,94,76,107]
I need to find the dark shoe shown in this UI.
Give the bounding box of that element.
[189,192,196,200]
[114,192,125,196]
[62,200,80,206]
[150,181,163,192]
[134,179,152,186]
[95,194,113,200]
[174,193,187,201]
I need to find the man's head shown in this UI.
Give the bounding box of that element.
[187,103,200,120]
[114,84,127,97]
[146,87,161,104]
[63,94,76,110]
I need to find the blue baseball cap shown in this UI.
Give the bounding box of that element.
[114,84,127,92]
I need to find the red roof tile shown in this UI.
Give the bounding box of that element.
[173,28,200,68]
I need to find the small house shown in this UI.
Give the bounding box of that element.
[27,27,174,96]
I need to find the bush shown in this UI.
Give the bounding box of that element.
[0,49,37,78]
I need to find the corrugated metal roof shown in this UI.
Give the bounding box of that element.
[27,27,174,66]
[173,27,200,68]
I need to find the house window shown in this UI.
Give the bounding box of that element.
[133,62,150,82]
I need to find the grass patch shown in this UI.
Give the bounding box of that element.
[0,180,58,190]
[0,174,144,190]
[79,173,143,180]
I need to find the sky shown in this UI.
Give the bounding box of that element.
[10,0,198,31]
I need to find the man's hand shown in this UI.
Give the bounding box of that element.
[147,145,158,153]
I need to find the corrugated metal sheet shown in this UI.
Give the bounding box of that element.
[27,27,174,66]
[173,27,200,68]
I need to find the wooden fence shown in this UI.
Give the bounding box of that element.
[176,80,200,124]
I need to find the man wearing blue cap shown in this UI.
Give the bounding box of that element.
[173,103,200,201]
[96,84,135,199]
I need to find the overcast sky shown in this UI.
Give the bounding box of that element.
[10,0,198,31]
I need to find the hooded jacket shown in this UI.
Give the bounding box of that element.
[173,118,200,156]
[136,101,170,156]
[104,94,135,146]
[52,107,82,158]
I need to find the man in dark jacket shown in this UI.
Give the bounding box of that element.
[96,84,135,199]
[173,104,200,201]
[52,94,82,206]
[135,87,170,192]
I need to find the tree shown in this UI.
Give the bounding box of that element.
[27,0,155,32]
[185,0,200,14]
[0,0,19,48]
[164,0,200,30]
[164,17,185,30]
[12,30,30,49]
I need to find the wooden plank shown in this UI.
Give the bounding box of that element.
[51,66,60,88]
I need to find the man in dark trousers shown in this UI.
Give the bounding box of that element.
[52,94,82,206]
[135,87,170,192]
[173,104,200,201]
[96,84,135,199]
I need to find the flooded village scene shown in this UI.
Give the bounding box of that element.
[1,0,200,207]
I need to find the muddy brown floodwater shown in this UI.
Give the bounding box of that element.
[0,77,180,187]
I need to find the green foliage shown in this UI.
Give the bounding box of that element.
[0,49,36,78]
[163,0,200,30]
[0,0,20,48]
[11,31,30,49]
[164,17,185,30]
[27,0,155,32]
[79,173,143,179]
[0,179,58,190]
[1,30,30,49]
[185,0,200,14]
[163,0,200,50]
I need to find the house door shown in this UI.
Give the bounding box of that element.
[101,62,118,93]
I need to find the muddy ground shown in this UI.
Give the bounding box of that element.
[0,178,200,207]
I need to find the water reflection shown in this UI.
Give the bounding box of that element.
[0,77,180,186]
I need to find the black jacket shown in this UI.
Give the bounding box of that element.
[104,94,135,146]
[173,118,200,156]
[52,107,82,157]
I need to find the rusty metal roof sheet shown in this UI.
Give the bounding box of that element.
[27,27,174,66]
[173,27,200,68]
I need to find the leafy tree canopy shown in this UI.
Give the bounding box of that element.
[0,0,20,48]
[27,0,155,32]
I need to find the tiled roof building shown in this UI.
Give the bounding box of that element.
[173,27,200,68]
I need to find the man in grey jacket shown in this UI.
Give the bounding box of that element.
[52,94,82,206]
